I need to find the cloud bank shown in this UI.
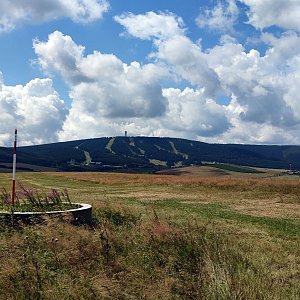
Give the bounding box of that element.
[2,1,300,146]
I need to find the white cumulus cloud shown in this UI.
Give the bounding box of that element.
[34,31,168,119]
[155,34,221,97]
[196,0,239,33]
[162,88,229,137]
[34,31,87,85]
[240,0,300,31]
[206,34,300,127]
[0,0,109,32]
[114,11,185,40]
[0,74,67,146]
[115,11,221,97]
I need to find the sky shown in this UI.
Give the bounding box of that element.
[0,0,300,146]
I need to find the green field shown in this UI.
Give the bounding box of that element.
[0,170,299,299]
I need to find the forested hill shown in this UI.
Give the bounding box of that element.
[1,136,300,172]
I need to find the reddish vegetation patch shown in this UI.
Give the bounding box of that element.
[143,221,175,239]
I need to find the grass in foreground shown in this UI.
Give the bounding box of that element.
[0,172,299,299]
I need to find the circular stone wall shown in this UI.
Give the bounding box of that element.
[0,203,92,224]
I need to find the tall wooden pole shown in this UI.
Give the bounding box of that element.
[11,129,17,207]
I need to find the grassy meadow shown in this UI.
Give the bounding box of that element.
[0,167,299,299]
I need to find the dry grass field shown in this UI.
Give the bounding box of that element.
[0,167,299,299]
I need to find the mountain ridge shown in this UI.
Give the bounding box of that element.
[1,136,300,172]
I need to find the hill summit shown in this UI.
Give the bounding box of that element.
[1,136,300,172]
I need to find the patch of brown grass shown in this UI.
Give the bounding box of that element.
[47,171,300,189]
[44,171,300,220]
[233,197,300,218]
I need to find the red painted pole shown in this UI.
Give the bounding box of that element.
[11,129,17,207]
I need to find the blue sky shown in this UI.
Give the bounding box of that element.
[0,0,300,146]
